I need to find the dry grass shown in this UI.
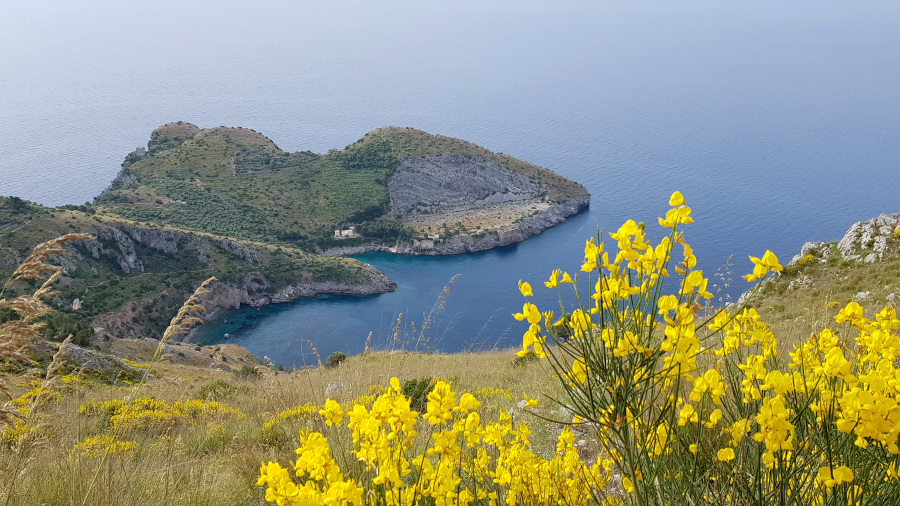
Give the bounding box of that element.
[0,239,556,504]
[0,348,556,505]
[743,239,900,349]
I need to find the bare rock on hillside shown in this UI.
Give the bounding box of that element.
[837,213,899,262]
[29,339,147,378]
[789,241,831,265]
[387,155,546,219]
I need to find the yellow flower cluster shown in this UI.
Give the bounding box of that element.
[0,419,38,448]
[512,192,900,504]
[120,358,152,371]
[258,377,611,505]
[78,396,245,435]
[262,403,320,433]
[71,433,139,458]
[472,387,514,401]
[12,385,61,415]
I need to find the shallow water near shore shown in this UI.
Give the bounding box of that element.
[3,1,900,365]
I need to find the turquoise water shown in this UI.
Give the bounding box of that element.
[2,1,900,365]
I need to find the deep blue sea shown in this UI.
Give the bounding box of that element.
[2,1,900,366]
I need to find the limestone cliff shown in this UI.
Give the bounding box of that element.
[321,195,589,257]
[789,213,900,266]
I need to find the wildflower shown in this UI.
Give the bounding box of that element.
[691,369,727,405]
[569,358,589,385]
[522,394,539,408]
[424,381,456,425]
[518,280,533,297]
[705,408,723,429]
[753,396,795,467]
[678,404,699,426]
[319,399,344,427]
[513,302,541,324]
[717,448,736,462]
[657,294,679,314]
[455,393,481,413]
[835,301,867,329]
[743,250,783,282]
[816,466,854,489]
[582,239,601,272]
[545,269,561,288]
[726,418,752,446]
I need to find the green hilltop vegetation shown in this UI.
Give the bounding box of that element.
[1,123,589,347]
[96,123,589,250]
[0,196,387,341]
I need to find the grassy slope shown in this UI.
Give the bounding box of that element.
[100,124,392,246]
[3,207,900,503]
[739,237,900,351]
[0,346,553,505]
[0,198,379,338]
[98,123,588,250]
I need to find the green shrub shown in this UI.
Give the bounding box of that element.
[196,380,240,402]
[400,377,434,412]
[325,351,347,368]
[233,365,261,381]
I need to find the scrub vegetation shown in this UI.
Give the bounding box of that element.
[4,193,900,504]
[96,123,588,250]
[0,197,381,339]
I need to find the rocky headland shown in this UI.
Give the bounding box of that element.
[2,124,589,348]
[322,154,590,256]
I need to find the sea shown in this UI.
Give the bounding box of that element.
[2,1,900,367]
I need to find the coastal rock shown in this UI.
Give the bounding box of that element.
[387,155,546,219]
[124,225,181,254]
[105,227,143,273]
[181,264,397,342]
[216,238,261,264]
[837,213,898,262]
[29,339,146,379]
[789,241,831,265]
[321,196,590,257]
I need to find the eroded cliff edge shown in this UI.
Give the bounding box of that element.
[322,153,590,256]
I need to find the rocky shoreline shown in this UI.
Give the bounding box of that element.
[320,195,590,257]
[183,195,588,343]
[181,266,397,343]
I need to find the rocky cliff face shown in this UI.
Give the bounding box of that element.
[387,155,547,219]
[790,213,900,265]
[41,219,397,340]
[182,266,396,342]
[321,195,590,257]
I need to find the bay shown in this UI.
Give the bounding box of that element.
[2,1,899,365]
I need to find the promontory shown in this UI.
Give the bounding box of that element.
[0,123,589,340]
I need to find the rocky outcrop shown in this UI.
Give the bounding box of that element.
[788,214,899,266]
[28,339,146,379]
[387,155,546,219]
[182,265,396,342]
[836,213,898,263]
[788,241,832,265]
[322,196,590,257]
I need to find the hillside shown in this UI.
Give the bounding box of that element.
[96,123,590,254]
[740,212,900,347]
[0,197,394,341]
[3,200,900,504]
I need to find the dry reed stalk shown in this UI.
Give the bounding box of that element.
[0,234,91,506]
[0,234,93,430]
[81,276,218,505]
